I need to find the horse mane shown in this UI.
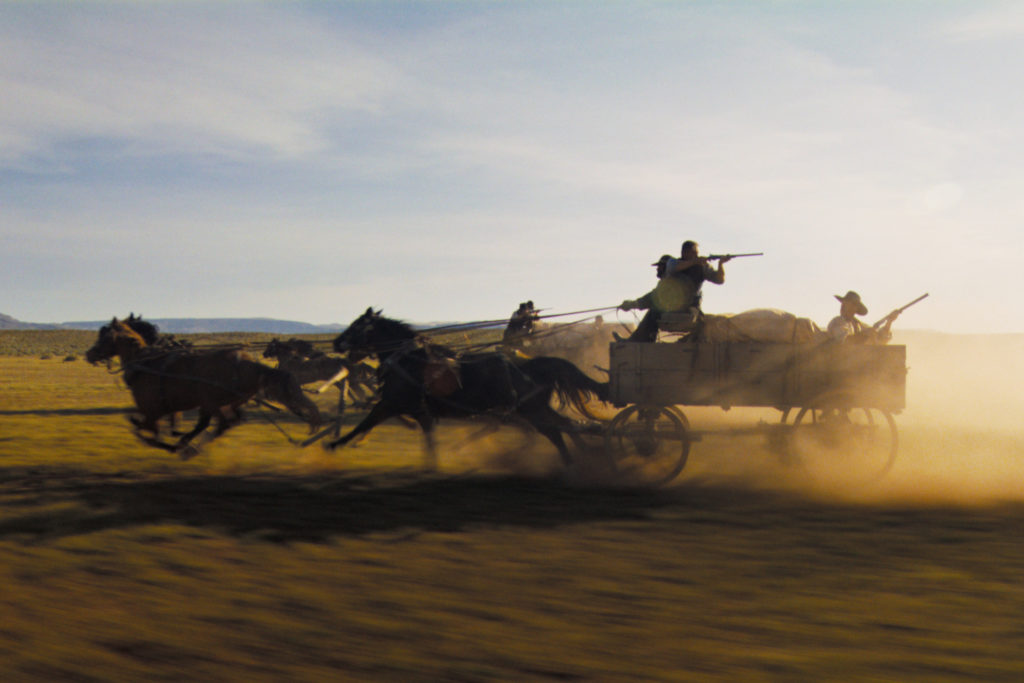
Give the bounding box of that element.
[108,318,149,349]
[124,313,161,345]
[380,317,458,357]
[374,314,418,341]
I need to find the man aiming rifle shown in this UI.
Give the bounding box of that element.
[619,241,761,342]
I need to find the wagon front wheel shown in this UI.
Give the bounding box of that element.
[604,405,690,486]
[790,392,898,483]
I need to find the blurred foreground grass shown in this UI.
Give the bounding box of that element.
[1,355,1023,681]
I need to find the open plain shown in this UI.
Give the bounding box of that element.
[0,330,1022,681]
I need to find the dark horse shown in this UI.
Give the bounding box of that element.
[86,317,321,454]
[325,308,608,470]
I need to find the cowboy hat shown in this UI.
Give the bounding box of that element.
[835,290,868,316]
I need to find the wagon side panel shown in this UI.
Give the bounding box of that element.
[609,342,718,406]
[789,344,906,411]
[611,341,906,411]
[609,342,796,408]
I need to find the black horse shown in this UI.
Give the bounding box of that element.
[325,308,608,470]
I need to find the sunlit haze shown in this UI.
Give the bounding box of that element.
[4,2,1023,332]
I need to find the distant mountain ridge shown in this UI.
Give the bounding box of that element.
[0,313,55,330]
[0,313,343,334]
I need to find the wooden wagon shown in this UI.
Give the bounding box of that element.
[604,334,907,485]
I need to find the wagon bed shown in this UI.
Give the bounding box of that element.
[609,340,906,412]
[602,340,908,485]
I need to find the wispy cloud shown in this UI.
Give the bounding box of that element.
[936,2,1024,42]
[0,5,399,166]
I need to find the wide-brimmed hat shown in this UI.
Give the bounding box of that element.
[835,290,867,316]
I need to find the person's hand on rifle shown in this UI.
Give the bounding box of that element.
[619,299,640,311]
[876,310,900,341]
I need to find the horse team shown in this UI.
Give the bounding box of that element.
[86,309,609,469]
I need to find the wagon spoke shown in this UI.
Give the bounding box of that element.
[603,405,690,486]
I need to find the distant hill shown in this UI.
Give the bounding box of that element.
[0,313,58,330]
[0,313,342,334]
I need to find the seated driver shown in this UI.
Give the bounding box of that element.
[827,291,898,344]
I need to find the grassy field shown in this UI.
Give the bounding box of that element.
[1,337,1023,680]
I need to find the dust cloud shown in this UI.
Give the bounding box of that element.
[445,328,1024,507]
[861,330,1024,506]
[675,330,1024,506]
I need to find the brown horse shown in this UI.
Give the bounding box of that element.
[86,318,321,455]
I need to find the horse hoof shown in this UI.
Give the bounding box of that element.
[178,445,200,461]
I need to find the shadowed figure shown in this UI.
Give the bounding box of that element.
[325,307,608,470]
[86,317,321,455]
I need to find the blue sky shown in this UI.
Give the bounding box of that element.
[3,1,1023,332]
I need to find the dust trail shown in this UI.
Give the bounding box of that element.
[273,328,1024,505]
[665,331,1024,506]
[849,330,1024,506]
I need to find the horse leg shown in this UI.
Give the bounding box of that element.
[128,400,204,454]
[332,379,346,438]
[534,424,574,468]
[349,378,374,408]
[130,413,180,453]
[413,412,438,471]
[169,411,187,437]
[212,405,244,436]
[174,410,213,451]
[325,401,401,450]
[524,406,578,468]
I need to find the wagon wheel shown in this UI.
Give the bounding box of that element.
[604,405,690,486]
[789,391,898,483]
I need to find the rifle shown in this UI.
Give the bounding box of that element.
[872,293,929,330]
[706,252,763,261]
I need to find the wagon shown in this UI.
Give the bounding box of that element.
[603,329,907,485]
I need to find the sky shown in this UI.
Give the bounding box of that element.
[3,1,1023,333]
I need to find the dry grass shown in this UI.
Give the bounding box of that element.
[1,337,1023,680]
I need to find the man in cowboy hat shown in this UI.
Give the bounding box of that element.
[827,291,896,344]
[618,240,729,342]
[503,300,540,348]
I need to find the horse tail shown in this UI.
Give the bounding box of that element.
[518,356,608,417]
[260,366,322,430]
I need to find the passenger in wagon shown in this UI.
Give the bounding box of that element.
[618,240,729,342]
[827,291,896,344]
[503,300,540,347]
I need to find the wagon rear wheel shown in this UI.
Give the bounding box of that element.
[789,392,898,483]
[604,405,690,486]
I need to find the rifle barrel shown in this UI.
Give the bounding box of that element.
[872,292,929,329]
[707,252,763,260]
[899,293,929,311]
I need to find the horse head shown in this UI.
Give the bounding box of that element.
[333,307,410,360]
[85,317,147,365]
[263,338,285,359]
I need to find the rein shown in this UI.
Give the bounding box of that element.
[373,341,548,418]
